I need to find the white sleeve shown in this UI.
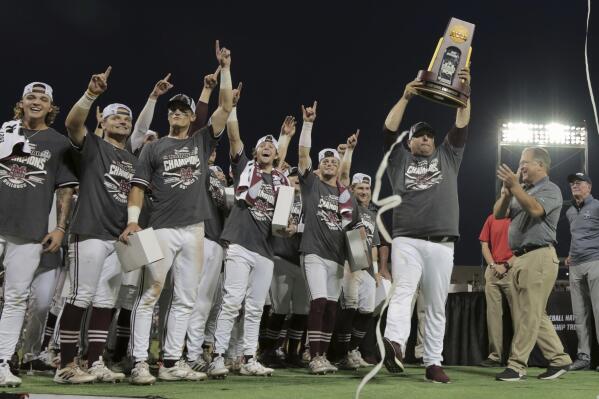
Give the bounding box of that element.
[130,98,156,153]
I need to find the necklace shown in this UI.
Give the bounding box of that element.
[23,128,45,144]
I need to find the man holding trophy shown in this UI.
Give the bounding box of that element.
[380,25,471,381]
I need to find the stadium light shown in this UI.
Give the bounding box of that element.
[499,122,587,148]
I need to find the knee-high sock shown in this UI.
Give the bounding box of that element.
[113,309,131,362]
[335,308,356,355]
[321,300,338,355]
[287,314,307,357]
[307,298,327,357]
[86,307,114,364]
[258,305,272,350]
[349,312,372,351]
[262,313,286,351]
[42,312,58,350]
[59,304,86,368]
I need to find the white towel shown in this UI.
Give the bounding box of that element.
[0,120,31,160]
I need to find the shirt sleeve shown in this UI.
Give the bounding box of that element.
[231,151,249,187]
[196,125,221,163]
[372,220,381,246]
[479,215,492,242]
[55,146,79,188]
[299,161,317,188]
[131,142,154,189]
[533,184,563,217]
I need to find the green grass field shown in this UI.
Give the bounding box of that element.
[3,366,598,399]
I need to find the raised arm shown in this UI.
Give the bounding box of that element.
[339,130,359,186]
[190,67,219,133]
[447,68,471,147]
[65,66,111,147]
[298,101,317,173]
[276,115,297,170]
[131,74,173,153]
[226,83,243,158]
[209,40,233,134]
[94,106,103,137]
[493,183,513,220]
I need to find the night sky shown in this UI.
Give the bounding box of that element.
[1,0,597,265]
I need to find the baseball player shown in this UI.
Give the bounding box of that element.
[0,82,78,388]
[55,67,140,384]
[120,43,233,385]
[381,69,471,383]
[260,167,309,368]
[206,101,296,378]
[336,173,380,370]
[296,101,359,374]
[186,81,239,373]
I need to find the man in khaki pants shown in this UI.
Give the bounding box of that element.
[479,212,513,367]
[494,147,572,381]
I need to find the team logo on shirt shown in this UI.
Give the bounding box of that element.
[104,160,135,204]
[162,146,202,189]
[0,143,49,189]
[317,194,342,231]
[359,211,376,246]
[405,157,443,191]
[249,184,275,222]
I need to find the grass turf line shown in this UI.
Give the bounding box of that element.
[3,366,598,399]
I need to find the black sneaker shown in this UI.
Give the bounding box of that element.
[480,358,503,368]
[495,367,525,381]
[382,338,404,374]
[538,365,570,380]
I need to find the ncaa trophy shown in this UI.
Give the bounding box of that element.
[414,17,475,107]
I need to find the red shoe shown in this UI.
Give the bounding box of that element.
[382,338,404,373]
[425,365,450,383]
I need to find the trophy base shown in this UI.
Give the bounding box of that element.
[415,70,470,108]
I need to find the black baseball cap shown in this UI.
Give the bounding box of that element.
[408,122,435,140]
[567,172,592,184]
[168,94,196,113]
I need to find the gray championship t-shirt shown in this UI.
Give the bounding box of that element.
[508,176,563,250]
[566,195,599,266]
[0,127,78,242]
[205,168,227,242]
[270,195,302,265]
[357,204,381,248]
[131,125,219,229]
[70,133,138,240]
[299,166,358,265]
[220,152,277,258]
[385,128,465,238]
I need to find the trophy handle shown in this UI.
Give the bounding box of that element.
[427,38,444,71]
[465,47,472,68]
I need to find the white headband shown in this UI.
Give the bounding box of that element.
[102,103,133,120]
[318,148,340,163]
[352,173,372,186]
[22,82,53,100]
[256,135,279,150]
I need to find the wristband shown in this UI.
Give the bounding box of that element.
[227,107,238,123]
[299,122,313,148]
[220,68,232,90]
[76,90,98,110]
[372,261,379,275]
[127,206,141,224]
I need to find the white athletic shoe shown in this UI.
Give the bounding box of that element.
[321,356,338,373]
[53,363,97,384]
[130,361,156,385]
[354,350,373,368]
[0,361,22,387]
[88,357,125,382]
[189,357,209,373]
[309,355,328,375]
[39,349,60,369]
[337,352,361,370]
[240,357,274,376]
[302,348,311,363]
[158,359,207,381]
[207,355,229,379]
